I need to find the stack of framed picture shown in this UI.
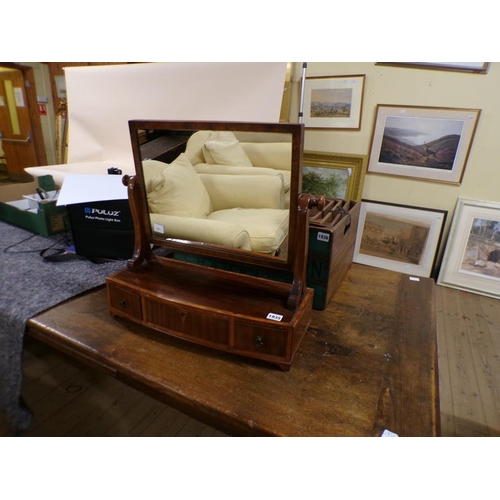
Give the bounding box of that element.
[300,65,498,293]
[351,104,482,279]
[357,104,484,280]
[300,75,368,202]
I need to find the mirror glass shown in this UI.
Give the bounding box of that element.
[129,120,303,271]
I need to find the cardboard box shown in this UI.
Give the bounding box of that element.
[0,184,69,237]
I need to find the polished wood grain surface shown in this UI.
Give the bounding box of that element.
[107,256,314,370]
[26,263,439,437]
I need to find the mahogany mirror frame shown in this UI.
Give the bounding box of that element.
[128,119,305,273]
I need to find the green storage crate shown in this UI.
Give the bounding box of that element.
[0,176,69,237]
[172,198,359,310]
[307,198,360,309]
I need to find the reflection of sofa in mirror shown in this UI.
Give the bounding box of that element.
[143,153,289,255]
[183,130,292,208]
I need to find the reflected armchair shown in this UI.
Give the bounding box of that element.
[143,154,289,254]
[183,130,292,207]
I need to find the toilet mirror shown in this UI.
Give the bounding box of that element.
[129,120,304,272]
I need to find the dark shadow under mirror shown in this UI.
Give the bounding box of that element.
[129,120,304,272]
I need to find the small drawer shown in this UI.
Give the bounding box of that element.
[144,298,229,346]
[234,323,287,358]
[108,285,142,319]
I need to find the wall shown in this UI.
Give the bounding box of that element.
[8,61,499,263]
[290,62,500,263]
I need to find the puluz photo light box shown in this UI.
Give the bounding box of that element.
[57,174,134,260]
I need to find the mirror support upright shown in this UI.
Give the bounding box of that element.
[287,194,325,309]
[123,174,156,271]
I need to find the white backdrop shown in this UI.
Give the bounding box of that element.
[65,62,287,167]
[27,62,286,199]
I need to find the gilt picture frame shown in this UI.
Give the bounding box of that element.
[437,198,500,299]
[353,200,447,278]
[367,105,480,184]
[302,74,365,130]
[302,151,367,201]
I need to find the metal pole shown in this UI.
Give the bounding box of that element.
[298,62,307,124]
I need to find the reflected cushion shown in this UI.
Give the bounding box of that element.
[208,208,289,254]
[149,213,252,251]
[146,153,212,218]
[142,159,170,185]
[199,173,285,211]
[202,131,253,167]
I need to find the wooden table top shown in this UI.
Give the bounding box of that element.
[26,263,440,437]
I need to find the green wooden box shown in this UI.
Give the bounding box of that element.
[0,176,69,237]
[173,198,359,310]
[306,199,360,309]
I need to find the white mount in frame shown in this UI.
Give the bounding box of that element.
[367,105,481,185]
[438,198,500,299]
[302,74,365,130]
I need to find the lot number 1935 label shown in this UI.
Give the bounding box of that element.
[266,313,283,321]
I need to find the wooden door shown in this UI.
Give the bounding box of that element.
[0,64,46,181]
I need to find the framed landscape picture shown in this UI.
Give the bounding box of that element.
[302,151,367,201]
[437,198,500,299]
[353,200,447,278]
[367,105,480,184]
[302,74,365,130]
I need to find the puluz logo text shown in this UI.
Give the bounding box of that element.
[83,207,122,223]
[84,207,121,217]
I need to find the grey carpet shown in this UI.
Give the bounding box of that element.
[0,220,126,431]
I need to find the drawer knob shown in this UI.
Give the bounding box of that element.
[254,336,264,347]
[119,299,127,308]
